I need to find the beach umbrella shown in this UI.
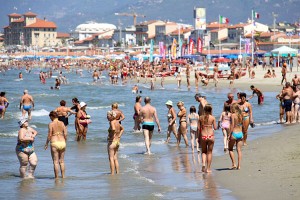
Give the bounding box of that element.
[212,57,231,63]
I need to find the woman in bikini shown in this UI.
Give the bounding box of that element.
[44,111,67,178]
[198,104,217,173]
[238,93,253,146]
[165,100,178,145]
[228,104,243,170]
[16,119,38,178]
[107,108,124,175]
[187,106,199,152]
[71,98,80,138]
[177,101,189,147]
[218,105,231,152]
[76,102,91,141]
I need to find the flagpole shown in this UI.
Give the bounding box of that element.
[219,15,221,58]
[251,10,254,66]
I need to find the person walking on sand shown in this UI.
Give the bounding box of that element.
[238,93,253,146]
[198,104,217,173]
[16,119,38,178]
[139,97,161,155]
[281,63,287,85]
[218,105,231,152]
[228,104,243,170]
[177,101,189,147]
[107,108,124,175]
[44,111,68,179]
[165,100,178,145]
[19,90,34,120]
[248,85,264,105]
[187,106,199,152]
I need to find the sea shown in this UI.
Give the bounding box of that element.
[0,67,282,200]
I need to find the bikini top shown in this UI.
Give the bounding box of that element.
[243,106,249,113]
[79,111,87,120]
[167,113,173,120]
[189,113,198,123]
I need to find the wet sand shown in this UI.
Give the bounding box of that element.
[213,124,300,199]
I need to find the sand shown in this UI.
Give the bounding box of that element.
[161,65,300,199]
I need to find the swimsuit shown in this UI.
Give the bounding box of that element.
[243,106,249,121]
[258,95,264,104]
[58,116,69,126]
[190,126,197,132]
[16,141,34,155]
[133,112,138,119]
[142,121,155,131]
[202,135,214,140]
[283,99,293,112]
[51,141,66,150]
[167,113,176,124]
[231,132,243,140]
[221,114,231,129]
[189,113,198,131]
[23,105,32,111]
[0,105,5,111]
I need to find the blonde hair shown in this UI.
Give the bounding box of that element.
[112,103,118,109]
[231,103,242,123]
[177,101,184,106]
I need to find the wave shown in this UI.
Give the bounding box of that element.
[87,103,125,110]
[35,93,59,97]
[0,131,18,137]
[255,121,278,126]
[31,109,49,117]
[121,140,165,148]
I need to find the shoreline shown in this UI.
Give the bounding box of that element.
[213,124,300,199]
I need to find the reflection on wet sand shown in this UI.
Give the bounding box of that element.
[203,173,221,199]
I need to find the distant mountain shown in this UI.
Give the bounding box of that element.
[1,0,299,32]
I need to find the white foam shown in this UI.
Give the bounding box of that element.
[255,121,278,126]
[153,193,164,197]
[0,131,18,137]
[119,154,129,159]
[31,109,49,117]
[121,140,164,147]
[87,103,125,110]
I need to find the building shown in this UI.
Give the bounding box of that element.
[75,22,116,41]
[3,12,58,48]
[135,20,165,45]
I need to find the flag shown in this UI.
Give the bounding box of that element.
[252,11,259,19]
[197,37,202,53]
[149,39,154,62]
[159,42,164,56]
[188,38,194,55]
[178,38,183,57]
[219,15,229,24]
[171,38,177,59]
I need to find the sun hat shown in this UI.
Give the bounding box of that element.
[80,102,87,107]
[18,118,28,127]
[165,100,173,106]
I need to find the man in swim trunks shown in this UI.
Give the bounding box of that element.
[55,100,76,127]
[248,85,264,105]
[0,92,9,119]
[139,97,161,155]
[19,90,34,120]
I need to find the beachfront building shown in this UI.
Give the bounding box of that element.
[3,12,58,48]
[135,20,165,45]
[74,29,114,48]
[75,22,116,41]
[112,26,137,47]
[0,36,4,48]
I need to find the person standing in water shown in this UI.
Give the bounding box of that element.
[139,97,161,155]
[0,91,9,119]
[44,111,68,178]
[165,100,178,145]
[16,119,38,178]
[133,96,142,132]
[19,90,35,120]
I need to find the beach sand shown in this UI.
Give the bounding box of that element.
[160,65,300,199]
[213,124,300,200]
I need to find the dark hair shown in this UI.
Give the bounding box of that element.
[239,92,247,98]
[136,95,141,103]
[190,106,196,113]
[49,111,58,118]
[60,100,66,106]
[72,98,79,103]
[224,105,231,112]
[0,92,5,97]
[250,85,254,89]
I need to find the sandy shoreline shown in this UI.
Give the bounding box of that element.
[213,124,300,199]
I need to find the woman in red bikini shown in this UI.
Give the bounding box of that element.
[77,102,91,141]
[198,104,217,173]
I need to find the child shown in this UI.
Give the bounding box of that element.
[187,106,199,152]
[218,105,231,152]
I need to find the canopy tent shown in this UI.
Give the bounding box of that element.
[271,46,298,56]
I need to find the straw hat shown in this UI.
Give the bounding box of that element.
[165,100,173,106]
[18,118,28,127]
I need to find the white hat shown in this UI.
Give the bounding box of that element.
[165,100,173,106]
[80,102,87,107]
[18,118,28,127]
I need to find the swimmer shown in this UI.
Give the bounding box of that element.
[44,111,67,178]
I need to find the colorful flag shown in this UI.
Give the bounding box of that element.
[197,37,202,53]
[159,42,164,56]
[171,38,177,59]
[178,38,182,57]
[252,11,259,19]
[149,39,154,62]
[219,15,229,24]
[188,38,194,55]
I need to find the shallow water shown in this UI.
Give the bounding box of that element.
[0,68,282,199]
